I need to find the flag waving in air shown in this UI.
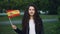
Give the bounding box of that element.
[6,10,20,18]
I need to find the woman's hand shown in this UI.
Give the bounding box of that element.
[12,25,17,30]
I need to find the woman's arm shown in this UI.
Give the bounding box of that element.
[14,28,22,34]
[12,25,23,34]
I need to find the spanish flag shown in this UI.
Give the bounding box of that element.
[6,10,20,18]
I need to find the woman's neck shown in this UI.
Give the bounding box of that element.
[30,16,33,19]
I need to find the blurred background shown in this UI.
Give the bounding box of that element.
[0,0,60,34]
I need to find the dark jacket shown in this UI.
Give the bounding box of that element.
[14,22,44,34]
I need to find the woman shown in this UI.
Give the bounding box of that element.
[12,3,44,34]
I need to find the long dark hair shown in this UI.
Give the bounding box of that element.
[22,3,44,34]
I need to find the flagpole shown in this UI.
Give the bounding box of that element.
[9,18,13,25]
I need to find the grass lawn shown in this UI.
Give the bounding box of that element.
[0,15,60,34]
[0,21,60,34]
[44,21,60,34]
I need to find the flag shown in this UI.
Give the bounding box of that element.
[6,10,20,18]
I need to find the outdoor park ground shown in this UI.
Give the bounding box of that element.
[0,15,60,34]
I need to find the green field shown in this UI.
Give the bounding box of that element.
[0,21,60,34]
[0,15,60,34]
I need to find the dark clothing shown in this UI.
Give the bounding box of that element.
[14,22,44,34]
[14,28,22,34]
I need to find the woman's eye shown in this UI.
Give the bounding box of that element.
[29,9,35,11]
[32,9,35,11]
[29,9,31,10]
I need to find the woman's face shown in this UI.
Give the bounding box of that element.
[28,6,35,16]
